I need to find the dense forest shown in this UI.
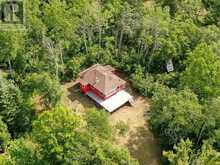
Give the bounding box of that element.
[0,0,220,164]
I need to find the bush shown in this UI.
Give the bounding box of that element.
[85,109,112,140]
[115,121,129,136]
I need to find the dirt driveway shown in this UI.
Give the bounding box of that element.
[63,80,161,165]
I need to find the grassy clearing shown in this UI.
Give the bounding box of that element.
[63,79,161,165]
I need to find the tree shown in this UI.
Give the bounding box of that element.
[0,76,34,136]
[130,7,203,74]
[176,0,204,21]
[115,2,143,56]
[42,0,75,42]
[29,106,137,164]
[21,0,47,75]
[85,109,112,140]
[41,0,79,79]
[203,0,220,25]
[0,76,21,132]
[137,8,170,73]
[155,0,180,18]
[164,139,220,164]
[181,44,220,99]
[206,97,220,150]
[156,0,203,19]
[65,56,86,81]
[163,139,192,165]
[0,31,25,72]
[3,138,41,165]
[31,106,82,164]
[0,117,10,153]
[214,129,220,150]
[22,72,62,109]
[194,141,220,164]
[150,89,204,147]
[71,0,112,56]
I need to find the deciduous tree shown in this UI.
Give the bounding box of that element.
[150,89,204,147]
[164,139,220,164]
[181,44,220,99]
[22,72,62,108]
[0,76,34,136]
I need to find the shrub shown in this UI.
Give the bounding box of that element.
[115,121,130,136]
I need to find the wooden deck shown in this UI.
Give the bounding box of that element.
[86,90,133,112]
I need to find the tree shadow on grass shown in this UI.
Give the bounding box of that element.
[66,82,98,110]
[126,123,161,165]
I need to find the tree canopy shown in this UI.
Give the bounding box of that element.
[0,0,220,164]
[181,44,220,99]
[1,106,138,165]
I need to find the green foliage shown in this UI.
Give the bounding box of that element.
[195,141,220,164]
[150,89,204,147]
[65,56,86,81]
[31,106,82,164]
[163,139,192,165]
[155,0,180,18]
[91,141,138,165]
[85,109,112,140]
[4,138,41,165]
[85,46,115,66]
[155,72,180,88]
[0,77,21,130]
[181,44,220,99]
[2,106,138,164]
[206,97,220,150]
[214,129,220,150]
[0,117,10,152]
[156,0,204,20]
[164,139,220,164]
[0,31,25,71]
[0,76,34,136]
[0,0,219,163]
[115,121,129,136]
[22,72,62,108]
[131,66,171,97]
[203,0,220,25]
[42,0,76,42]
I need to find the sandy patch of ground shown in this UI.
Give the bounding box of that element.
[63,79,161,165]
[63,79,95,113]
[109,97,161,165]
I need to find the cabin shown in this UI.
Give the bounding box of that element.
[79,64,133,112]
